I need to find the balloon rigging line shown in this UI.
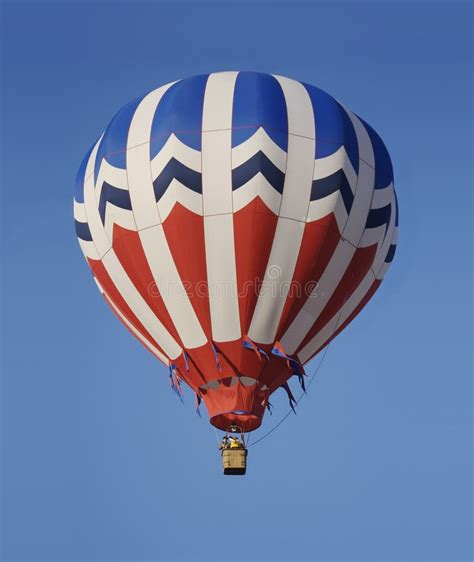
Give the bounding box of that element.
[248,301,348,448]
[207,297,347,448]
[247,342,331,448]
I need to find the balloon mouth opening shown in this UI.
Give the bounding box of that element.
[210,411,262,432]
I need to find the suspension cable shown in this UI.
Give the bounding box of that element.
[248,300,347,448]
[248,342,331,447]
[209,296,348,450]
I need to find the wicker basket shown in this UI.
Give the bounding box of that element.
[222,448,247,475]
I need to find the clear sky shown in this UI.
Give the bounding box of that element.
[1,1,472,561]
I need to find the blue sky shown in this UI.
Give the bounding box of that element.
[1,1,472,561]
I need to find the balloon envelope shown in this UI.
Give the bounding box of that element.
[74,72,397,431]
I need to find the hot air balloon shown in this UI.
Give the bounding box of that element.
[74,72,397,474]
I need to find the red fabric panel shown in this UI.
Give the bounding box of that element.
[233,197,278,334]
[172,344,218,390]
[182,340,267,388]
[301,278,383,363]
[102,293,167,366]
[161,203,212,336]
[213,340,263,380]
[297,244,378,353]
[260,356,295,393]
[87,258,167,359]
[112,225,183,346]
[202,380,269,432]
[276,214,341,339]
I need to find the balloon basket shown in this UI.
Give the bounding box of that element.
[222,448,247,476]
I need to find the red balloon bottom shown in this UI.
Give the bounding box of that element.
[201,377,270,432]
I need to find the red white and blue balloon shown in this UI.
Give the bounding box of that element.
[74,72,398,432]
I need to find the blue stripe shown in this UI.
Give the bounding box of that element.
[75,220,92,241]
[98,160,202,223]
[153,158,202,201]
[150,74,209,158]
[311,169,354,212]
[98,182,132,224]
[232,72,288,151]
[336,102,360,173]
[94,95,145,184]
[75,143,95,204]
[366,203,392,230]
[385,244,397,263]
[359,117,393,189]
[232,151,285,193]
[394,191,399,226]
[304,82,359,173]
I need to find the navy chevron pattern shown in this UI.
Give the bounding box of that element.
[232,151,285,193]
[366,203,391,231]
[153,158,202,201]
[75,220,92,241]
[98,182,132,224]
[385,243,397,263]
[311,169,354,212]
[92,122,394,235]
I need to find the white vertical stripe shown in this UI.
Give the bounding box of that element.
[296,190,397,363]
[377,221,397,280]
[82,133,182,360]
[376,261,391,280]
[108,296,169,365]
[126,81,208,349]
[73,200,87,222]
[280,107,377,354]
[346,108,375,167]
[247,76,315,344]
[273,75,315,137]
[279,135,315,221]
[202,72,237,215]
[202,131,232,215]
[371,189,396,276]
[202,72,237,132]
[248,219,305,343]
[202,72,241,341]
[376,223,397,280]
[274,75,315,221]
[343,160,374,245]
[204,214,241,341]
[391,227,398,247]
[102,251,182,359]
[341,108,375,245]
[139,226,207,348]
[94,277,170,365]
[83,136,111,258]
[280,239,354,353]
[126,82,177,230]
[297,269,377,364]
[78,238,100,260]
